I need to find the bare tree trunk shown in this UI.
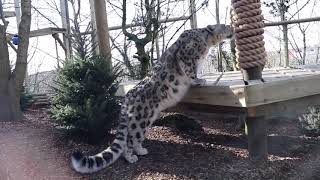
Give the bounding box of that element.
[0,0,31,121]
[302,31,306,65]
[0,25,14,121]
[278,0,289,67]
[283,24,289,66]
[121,0,156,79]
[316,46,320,64]
[155,37,160,61]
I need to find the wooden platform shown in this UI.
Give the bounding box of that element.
[116,66,320,107]
[116,65,320,160]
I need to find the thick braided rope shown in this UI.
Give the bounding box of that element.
[231,0,267,69]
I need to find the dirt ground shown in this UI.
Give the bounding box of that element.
[0,109,320,180]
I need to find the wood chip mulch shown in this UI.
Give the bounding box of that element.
[0,109,319,180]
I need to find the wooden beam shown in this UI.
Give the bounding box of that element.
[109,16,190,31]
[52,33,66,51]
[6,27,65,39]
[29,27,66,38]
[1,11,15,18]
[264,16,320,27]
[72,16,190,37]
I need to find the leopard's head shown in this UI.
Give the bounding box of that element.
[206,24,234,45]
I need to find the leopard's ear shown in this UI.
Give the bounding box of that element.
[206,25,216,34]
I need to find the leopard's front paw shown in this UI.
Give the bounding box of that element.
[135,147,148,156]
[125,154,139,163]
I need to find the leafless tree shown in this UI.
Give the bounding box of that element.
[0,0,31,121]
[288,0,317,65]
[264,0,312,66]
[121,0,162,79]
[69,0,94,59]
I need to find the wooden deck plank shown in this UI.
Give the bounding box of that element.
[116,67,320,107]
[293,64,320,71]
[183,85,246,107]
[263,72,318,82]
[245,74,320,107]
[217,79,245,86]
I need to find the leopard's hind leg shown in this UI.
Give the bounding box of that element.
[133,112,159,156]
[123,135,138,163]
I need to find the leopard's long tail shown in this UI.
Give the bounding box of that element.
[71,111,128,173]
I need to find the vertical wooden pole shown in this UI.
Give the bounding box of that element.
[91,0,112,69]
[245,109,267,160]
[231,0,267,160]
[242,67,263,82]
[283,24,289,67]
[89,0,98,55]
[215,0,223,72]
[315,46,320,64]
[60,0,72,60]
[14,0,21,28]
[155,37,160,61]
[280,0,289,67]
[189,0,197,28]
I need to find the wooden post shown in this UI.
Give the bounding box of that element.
[316,46,320,64]
[279,0,289,67]
[232,1,268,160]
[91,0,112,68]
[60,0,72,60]
[283,24,289,67]
[14,0,21,27]
[189,0,197,28]
[242,67,263,82]
[215,0,223,72]
[245,108,267,160]
[155,37,160,61]
[89,0,98,55]
[243,67,266,160]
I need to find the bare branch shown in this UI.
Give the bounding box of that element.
[288,0,312,20]
[122,0,139,41]
[0,0,9,28]
[165,0,208,49]
[32,6,59,27]
[289,32,303,60]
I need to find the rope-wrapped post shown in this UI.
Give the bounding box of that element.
[231,0,267,82]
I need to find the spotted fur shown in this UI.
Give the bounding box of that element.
[71,24,233,173]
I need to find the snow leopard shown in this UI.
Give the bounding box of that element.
[71,24,234,173]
